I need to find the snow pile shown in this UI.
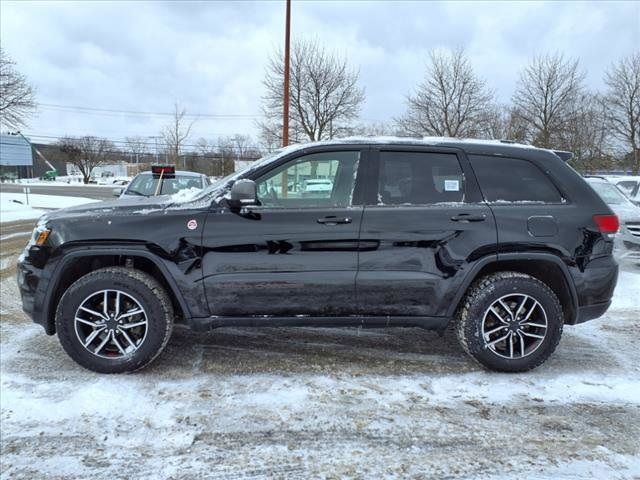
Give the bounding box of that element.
[169,187,204,203]
[0,195,45,222]
[1,193,98,223]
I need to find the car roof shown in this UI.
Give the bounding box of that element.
[277,136,566,162]
[137,170,203,177]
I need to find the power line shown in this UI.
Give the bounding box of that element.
[38,103,261,119]
[20,132,264,152]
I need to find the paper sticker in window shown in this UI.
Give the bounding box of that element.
[444,180,460,192]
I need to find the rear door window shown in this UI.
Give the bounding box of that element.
[468,155,564,204]
[377,151,464,205]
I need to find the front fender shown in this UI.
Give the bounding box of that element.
[42,244,207,334]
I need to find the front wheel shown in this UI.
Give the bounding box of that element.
[55,267,174,373]
[455,272,563,372]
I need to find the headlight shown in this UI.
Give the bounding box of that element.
[35,228,51,246]
[28,216,51,247]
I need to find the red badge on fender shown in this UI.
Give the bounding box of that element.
[187,219,198,230]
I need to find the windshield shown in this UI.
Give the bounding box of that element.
[181,148,286,203]
[125,173,203,196]
[588,181,630,205]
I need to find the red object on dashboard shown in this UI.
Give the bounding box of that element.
[151,165,175,176]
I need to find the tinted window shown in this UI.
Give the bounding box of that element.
[469,155,563,203]
[126,174,203,196]
[377,151,464,205]
[255,151,359,208]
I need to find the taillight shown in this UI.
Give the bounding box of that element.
[593,214,619,234]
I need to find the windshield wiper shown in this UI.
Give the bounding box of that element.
[125,189,149,197]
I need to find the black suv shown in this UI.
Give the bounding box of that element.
[17,139,619,373]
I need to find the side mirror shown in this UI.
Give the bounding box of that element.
[228,179,258,209]
[113,187,123,197]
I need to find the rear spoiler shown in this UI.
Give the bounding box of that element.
[553,150,573,162]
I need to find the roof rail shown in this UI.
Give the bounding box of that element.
[553,150,573,162]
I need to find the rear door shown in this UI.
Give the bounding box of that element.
[356,146,497,316]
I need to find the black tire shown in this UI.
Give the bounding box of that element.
[55,267,174,373]
[455,271,563,372]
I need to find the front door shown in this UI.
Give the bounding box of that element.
[356,147,498,317]
[201,149,365,317]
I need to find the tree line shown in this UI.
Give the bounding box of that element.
[2,43,639,179]
[259,41,639,174]
[52,130,261,184]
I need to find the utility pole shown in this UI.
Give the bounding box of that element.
[281,0,291,198]
[282,0,291,148]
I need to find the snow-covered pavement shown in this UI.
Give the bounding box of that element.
[0,222,639,479]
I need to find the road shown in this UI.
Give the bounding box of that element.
[1,218,639,479]
[0,182,116,200]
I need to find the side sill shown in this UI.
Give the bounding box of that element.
[189,315,449,332]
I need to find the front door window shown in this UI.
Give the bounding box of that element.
[255,151,360,208]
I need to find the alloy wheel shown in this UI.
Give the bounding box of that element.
[74,289,148,359]
[481,293,548,359]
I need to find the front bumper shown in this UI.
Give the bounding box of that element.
[17,254,54,334]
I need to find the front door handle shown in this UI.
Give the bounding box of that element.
[317,216,352,225]
[451,213,487,222]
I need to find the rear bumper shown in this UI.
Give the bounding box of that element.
[568,254,618,324]
[575,300,612,324]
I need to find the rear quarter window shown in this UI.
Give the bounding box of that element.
[468,155,564,204]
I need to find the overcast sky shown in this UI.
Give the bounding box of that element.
[1,0,638,148]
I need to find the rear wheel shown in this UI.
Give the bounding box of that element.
[55,267,173,373]
[455,272,563,372]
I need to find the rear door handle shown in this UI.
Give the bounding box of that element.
[317,216,352,225]
[451,213,487,222]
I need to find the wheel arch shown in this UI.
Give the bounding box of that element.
[44,247,193,335]
[448,253,578,325]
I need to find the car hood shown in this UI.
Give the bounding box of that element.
[42,195,174,221]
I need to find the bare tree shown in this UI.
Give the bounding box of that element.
[343,121,395,137]
[560,93,612,173]
[58,136,116,184]
[258,38,365,145]
[227,134,261,160]
[512,53,585,149]
[124,136,148,163]
[161,102,195,166]
[0,48,37,129]
[396,48,494,138]
[604,52,640,174]
[480,105,531,142]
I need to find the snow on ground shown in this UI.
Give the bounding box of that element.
[0,196,45,223]
[11,177,119,187]
[0,223,639,478]
[0,193,98,224]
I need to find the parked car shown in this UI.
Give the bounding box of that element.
[604,175,640,197]
[627,182,640,207]
[18,138,619,373]
[114,167,210,197]
[303,178,333,196]
[40,169,58,181]
[585,177,640,260]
